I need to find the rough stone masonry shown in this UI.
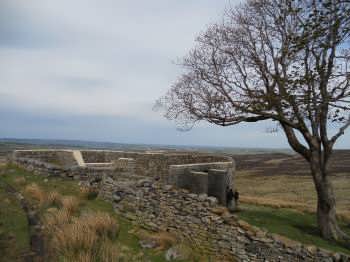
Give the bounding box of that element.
[11,149,350,261]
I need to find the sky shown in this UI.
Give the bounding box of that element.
[0,1,349,149]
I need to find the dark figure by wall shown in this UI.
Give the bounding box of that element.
[226,187,234,206]
[226,187,236,212]
[226,187,239,212]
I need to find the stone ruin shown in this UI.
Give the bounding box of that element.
[12,149,235,208]
[10,149,349,261]
[169,162,235,210]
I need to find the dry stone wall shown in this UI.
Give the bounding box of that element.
[99,174,348,262]
[14,150,234,182]
[13,150,78,168]
[80,150,233,180]
[11,149,350,261]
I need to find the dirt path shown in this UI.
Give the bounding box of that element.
[1,180,45,262]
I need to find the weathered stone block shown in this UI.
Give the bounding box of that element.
[208,169,229,205]
[188,171,208,194]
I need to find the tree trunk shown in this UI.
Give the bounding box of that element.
[310,158,348,241]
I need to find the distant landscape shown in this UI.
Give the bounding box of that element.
[0,138,293,155]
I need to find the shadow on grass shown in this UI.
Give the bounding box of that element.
[345,223,350,232]
[237,204,350,255]
[294,224,320,236]
[294,224,350,250]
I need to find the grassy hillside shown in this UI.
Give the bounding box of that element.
[234,151,350,254]
[0,164,204,262]
[1,149,350,259]
[0,181,30,261]
[237,204,350,255]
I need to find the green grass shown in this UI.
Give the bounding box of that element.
[4,164,349,259]
[1,164,79,195]
[82,199,171,261]
[237,204,350,255]
[0,180,30,261]
[0,164,193,261]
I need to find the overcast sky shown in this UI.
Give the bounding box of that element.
[0,0,349,148]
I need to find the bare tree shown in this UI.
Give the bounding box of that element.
[157,0,350,241]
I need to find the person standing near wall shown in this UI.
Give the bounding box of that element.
[226,186,239,212]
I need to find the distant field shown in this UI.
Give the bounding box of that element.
[233,150,350,175]
[234,151,350,221]
[0,138,292,155]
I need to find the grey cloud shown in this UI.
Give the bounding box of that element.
[50,76,112,91]
[0,0,229,52]
[1,1,348,148]
[0,1,65,48]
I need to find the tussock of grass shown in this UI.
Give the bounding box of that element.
[52,221,98,256]
[61,196,80,214]
[44,209,72,232]
[99,239,121,262]
[80,186,99,200]
[62,251,95,262]
[1,165,177,261]
[46,207,59,214]
[13,176,26,186]
[24,183,45,203]
[24,184,80,213]
[46,191,62,207]
[45,207,120,261]
[82,211,119,239]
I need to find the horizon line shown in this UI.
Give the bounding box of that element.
[0,137,295,151]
